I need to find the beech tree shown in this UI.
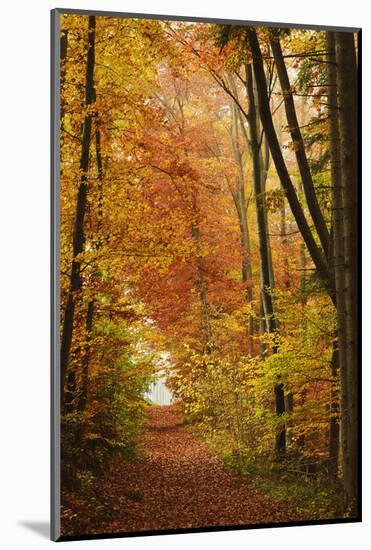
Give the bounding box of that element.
[332,30,358,514]
[61,15,96,403]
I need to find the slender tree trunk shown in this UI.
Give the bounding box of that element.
[335,31,358,515]
[279,195,291,288]
[259,293,267,359]
[246,65,275,332]
[327,32,344,479]
[270,34,330,257]
[77,125,104,419]
[246,63,285,457]
[239,185,254,354]
[61,16,96,402]
[253,74,275,291]
[279,189,294,426]
[78,300,95,416]
[297,98,308,302]
[275,106,290,289]
[230,101,254,353]
[60,29,68,130]
[328,346,340,476]
[246,29,335,300]
[232,76,273,352]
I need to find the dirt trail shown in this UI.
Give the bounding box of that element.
[92,405,301,534]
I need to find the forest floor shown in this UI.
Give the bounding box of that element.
[81,405,304,536]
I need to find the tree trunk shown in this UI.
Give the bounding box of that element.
[275,105,291,289]
[335,30,358,515]
[259,293,267,359]
[230,101,254,354]
[76,125,104,420]
[77,299,95,421]
[246,63,285,457]
[327,31,344,479]
[253,73,275,290]
[328,346,340,477]
[60,29,68,129]
[270,34,330,257]
[246,29,334,300]
[61,15,96,402]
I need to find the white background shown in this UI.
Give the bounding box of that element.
[0,0,368,547]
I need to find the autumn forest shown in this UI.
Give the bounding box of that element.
[57,13,359,537]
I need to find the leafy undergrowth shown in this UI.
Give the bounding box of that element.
[61,405,307,537]
[186,420,345,522]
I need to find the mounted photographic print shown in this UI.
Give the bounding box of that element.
[51,8,361,541]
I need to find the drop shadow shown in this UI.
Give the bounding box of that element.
[18,521,50,539]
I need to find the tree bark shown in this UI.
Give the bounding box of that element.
[335,30,358,515]
[327,31,344,479]
[77,299,95,419]
[252,73,275,290]
[61,16,96,401]
[60,29,68,129]
[246,63,285,457]
[328,346,340,477]
[77,125,104,418]
[258,292,267,359]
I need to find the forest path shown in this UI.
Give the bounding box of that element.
[93,405,302,534]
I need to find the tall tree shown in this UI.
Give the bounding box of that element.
[327,31,343,478]
[61,15,96,399]
[334,30,358,514]
[77,124,104,419]
[246,63,285,457]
